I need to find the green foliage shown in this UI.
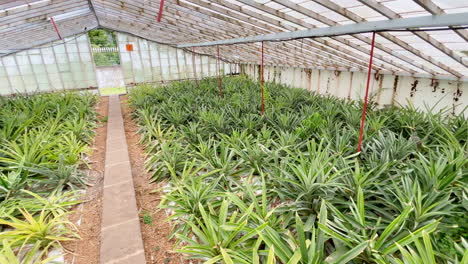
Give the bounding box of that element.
[142,211,153,225]
[0,190,81,220]
[0,92,97,196]
[92,52,120,67]
[0,239,60,264]
[88,29,120,66]
[100,87,126,96]
[88,29,117,47]
[129,76,467,263]
[0,92,97,260]
[0,208,79,249]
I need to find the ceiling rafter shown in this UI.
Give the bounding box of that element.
[261,0,440,76]
[95,0,375,71]
[95,13,297,68]
[358,0,466,68]
[230,0,423,74]
[0,0,466,81]
[102,20,325,70]
[310,0,464,77]
[191,0,412,72]
[187,0,414,71]
[1,14,97,54]
[413,0,468,42]
[0,0,96,54]
[98,12,362,72]
[94,0,365,70]
[0,2,89,34]
[169,0,373,69]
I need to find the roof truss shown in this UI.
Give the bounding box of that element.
[1,0,467,80]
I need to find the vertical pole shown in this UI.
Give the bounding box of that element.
[157,0,165,22]
[357,32,376,153]
[50,17,62,40]
[217,45,223,97]
[261,41,265,116]
[192,47,199,88]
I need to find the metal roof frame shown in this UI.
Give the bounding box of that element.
[1,0,467,81]
[176,13,468,47]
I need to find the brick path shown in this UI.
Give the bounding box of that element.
[100,95,146,264]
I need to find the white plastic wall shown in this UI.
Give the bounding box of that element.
[116,32,238,85]
[0,32,240,96]
[241,64,467,115]
[0,34,97,95]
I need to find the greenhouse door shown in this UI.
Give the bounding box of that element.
[89,29,126,94]
[95,65,125,89]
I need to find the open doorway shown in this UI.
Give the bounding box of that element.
[89,29,126,95]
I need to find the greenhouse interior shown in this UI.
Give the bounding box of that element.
[0,0,467,263]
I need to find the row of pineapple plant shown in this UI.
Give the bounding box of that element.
[0,92,99,262]
[129,76,467,264]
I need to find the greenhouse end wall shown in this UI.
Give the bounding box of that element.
[241,64,468,116]
[116,32,238,85]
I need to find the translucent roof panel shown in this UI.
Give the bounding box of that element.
[0,0,98,55]
[0,0,466,80]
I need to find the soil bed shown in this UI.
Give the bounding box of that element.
[121,95,186,264]
[63,96,108,264]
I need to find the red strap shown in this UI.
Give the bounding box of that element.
[357,32,376,153]
[157,0,165,22]
[261,41,265,116]
[50,17,62,40]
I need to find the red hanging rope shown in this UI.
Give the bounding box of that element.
[357,32,376,153]
[157,0,165,22]
[192,47,199,88]
[217,45,223,97]
[50,17,62,40]
[261,41,265,116]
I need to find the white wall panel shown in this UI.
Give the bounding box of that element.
[116,32,238,85]
[241,64,467,115]
[0,34,97,95]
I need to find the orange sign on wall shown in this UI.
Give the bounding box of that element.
[126,44,134,51]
